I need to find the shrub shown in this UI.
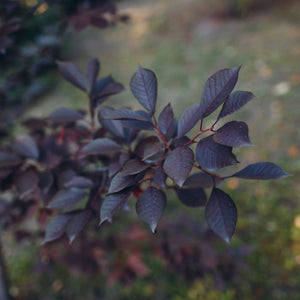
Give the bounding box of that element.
[0,58,289,246]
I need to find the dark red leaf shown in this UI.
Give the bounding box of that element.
[199,66,241,119]
[153,166,167,188]
[158,103,174,137]
[47,188,87,211]
[86,57,100,90]
[57,61,87,91]
[130,65,157,115]
[175,187,207,207]
[48,107,84,123]
[136,186,166,233]
[214,121,252,148]
[0,151,22,167]
[100,191,131,225]
[205,187,237,243]
[218,90,255,119]
[81,138,121,155]
[43,214,71,244]
[196,135,238,171]
[183,172,221,188]
[177,103,201,138]
[120,159,149,176]
[163,147,194,187]
[13,134,39,159]
[232,162,289,180]
[64,176,94,189]
[66,209,93,243]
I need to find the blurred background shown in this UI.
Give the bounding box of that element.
[1,0,300,299]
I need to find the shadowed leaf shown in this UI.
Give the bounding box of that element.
[214,121,252,148]
[143,142,165,161]
[177,103,201,138]
[163,147,194,187]
[196,135,238,171]
[158,103,174,137]
[130,65,157,115]
[82,138,121,155]
[108,173,137,194]
[43,214,71,244]
[66,209,93,243]
[120,159,149,176]
[48,107,84,123]
[232,162,289,180]
[13,134,39,159]
[57,61,87,91]
[15,169,39,199]
[86,57,100,90]
[64,176,94,189]
[0,151,22,167]
[136,186,166,233]
[153,166,167,188]
[100,191,131,225]
[183,172,222,188]
[47,188,87,211]
[199,66,241,119]
[175,187,206,207]
[205,187,237,243]
[218,90,255,119]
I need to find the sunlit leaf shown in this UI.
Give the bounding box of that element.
[205,187,237,243]
[136,186,166,233]
[130,65,157,115]
[163,147,194,187]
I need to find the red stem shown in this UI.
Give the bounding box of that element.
[184,126,214,147]
[193,164,224,180]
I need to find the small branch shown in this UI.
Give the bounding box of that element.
[193,164,224,181]
[184,126,214,147]
[154,124,171,151]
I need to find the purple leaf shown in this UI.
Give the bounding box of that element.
[213,121,252,148]
[57,61,87,91]
[48,107,84,123]
[120,159,149,176]
[108,173,139,194]
[39,171,54,194]
[66,209,93,243]
[47,188,87,211]
[153,166,167,188]
[64,176,94,189]
[122,120,154,131]
[196,135,238,171]
[158,103,174,137]
[205,187,237,243]
[232,162,289,180]
[43,214,71,244]
[177,103,201,138]
[199,66,241,119]
[15,169,39,199]
[105,108,152,122]
[135,136,159,157]
[130,65,157,115]
[100,191,131,224]
[136,186,166,233]
[170,136,191,149]
[81,138,121,155]
[218,90,255,119]
[86,57,100,90]
[96,82,125,102]
[0,151,22,167]
[183,172,222,188]
[143,142,165,161]
[13,134,39,159]
[163,147,194,187]
[175,187,207,207]
[98,106,124,139]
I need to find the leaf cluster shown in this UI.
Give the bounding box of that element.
[0,58,289,244]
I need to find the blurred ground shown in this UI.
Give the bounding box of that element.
[5,0,300,299]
